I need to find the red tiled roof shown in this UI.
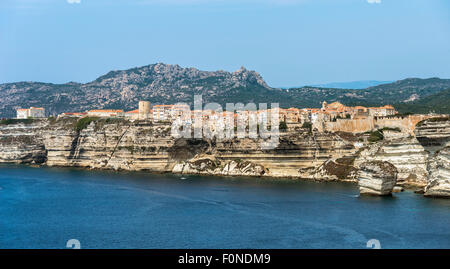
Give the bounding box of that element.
[88,109,123,113]
[63,112,87,115]
[153,105,174,108]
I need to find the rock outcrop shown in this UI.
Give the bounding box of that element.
[172,155,265,177]
[415,118,450,198]
[355,134,429,187]
[307,157,358,182]
[424,147,450,198]
[357,161,398,196]
[415,117,450,151]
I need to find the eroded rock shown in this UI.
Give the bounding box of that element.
[173,154,265,177]
[358,161,398,196]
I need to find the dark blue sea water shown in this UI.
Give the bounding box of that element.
[0,165,449,249]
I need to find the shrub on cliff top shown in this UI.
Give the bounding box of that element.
[368,130,384,143]
[301,122,312,133]
[379,127,401,133]
[75,117,99,132]
[279,121,288,132]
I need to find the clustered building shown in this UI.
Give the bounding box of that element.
[17,100,399,133]
[311,101,397,122]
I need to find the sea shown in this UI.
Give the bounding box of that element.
[0,164,449,249]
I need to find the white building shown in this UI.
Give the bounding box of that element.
[16,107,45,119]
[152,105,173,121]
[87,109,124,117]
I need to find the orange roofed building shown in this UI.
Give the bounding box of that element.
[124,109,139,120]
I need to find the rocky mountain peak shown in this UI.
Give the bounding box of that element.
[235,66,247,72]
[232,66,269,88]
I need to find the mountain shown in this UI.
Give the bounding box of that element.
[309,80,393,89]
[1,63,449,118]
[0,63,276,118]
[395,88,450,114]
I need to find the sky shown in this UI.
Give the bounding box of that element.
[0,0,449,87]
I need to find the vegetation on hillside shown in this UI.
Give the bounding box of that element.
[394,88,450,114]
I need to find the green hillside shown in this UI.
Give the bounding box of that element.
[395,88,450,114]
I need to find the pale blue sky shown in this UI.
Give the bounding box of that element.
[1,0,449,87]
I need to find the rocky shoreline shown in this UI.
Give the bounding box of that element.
[0,117,449,198]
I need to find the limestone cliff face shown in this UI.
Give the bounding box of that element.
[355,133,429,187]
[0,119,360,180]
[0,122,47,164]
[415,118,450,151]
[172,155,265,176]
[1,117,449,199]
[211,132,360,179]
[424,147,450,197]
[43,119,175,172]
[414,118,450,198]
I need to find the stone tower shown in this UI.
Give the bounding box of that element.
[322,101,328,111]
[138,101,151,120]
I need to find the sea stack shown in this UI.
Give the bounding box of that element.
[358,161,398,196]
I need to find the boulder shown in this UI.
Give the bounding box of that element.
[358,161,398,196]
[392,186,404,193]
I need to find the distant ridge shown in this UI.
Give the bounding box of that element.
[395,87,450,114]
[0,63,449,117]
[309,80,393,89]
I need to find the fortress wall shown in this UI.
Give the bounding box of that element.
[374,115,432,135]
[324,118,375,133]
[323,115,437,135]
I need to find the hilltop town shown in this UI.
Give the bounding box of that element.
[16,99,440,136]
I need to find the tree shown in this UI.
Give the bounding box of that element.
[279,121,288,132]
